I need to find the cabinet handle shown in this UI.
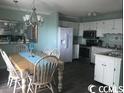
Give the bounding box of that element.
[113,82,115,85]
[102,64,106,66]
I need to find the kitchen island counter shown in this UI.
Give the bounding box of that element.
[94,53,122,88]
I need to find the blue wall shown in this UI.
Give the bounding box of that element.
[36,12,58,50]
[0,8,59,51]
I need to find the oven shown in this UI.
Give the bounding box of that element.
[79,45,91,58]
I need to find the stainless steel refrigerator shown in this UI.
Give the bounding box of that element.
[58,27,73,62]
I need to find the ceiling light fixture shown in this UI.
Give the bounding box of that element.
[23,0,44,26]
[88,12,97,16]
[13,0,18,4]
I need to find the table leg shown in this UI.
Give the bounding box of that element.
[58,67,63,92]
[21,72,27,93]
[58,61,64,92]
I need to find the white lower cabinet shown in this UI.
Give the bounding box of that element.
[94,54,122,88]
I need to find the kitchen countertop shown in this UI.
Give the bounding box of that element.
[79,44,122,50]
[92,46,114,49]
[79,44,111,50]
[92,46,123,51]
[96,51,122,58]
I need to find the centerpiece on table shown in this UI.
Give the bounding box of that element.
[28,42,35,56]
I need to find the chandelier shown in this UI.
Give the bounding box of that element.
[23,0,44,26]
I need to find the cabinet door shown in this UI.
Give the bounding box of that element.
[84,22,97,30]
[113,58,121,87]
[114,19,122,34]
[104,20,113,33]
[102,57,115,86]
[84,22,90,30]
[90,22,97,30]
[79,23,83,36]
[97,21,105,37]
[94,55,104,83]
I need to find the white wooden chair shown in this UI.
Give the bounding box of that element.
[50,49,60,59]
[0,49,21,93]
[27,55,58,93]
[42,49,53,55]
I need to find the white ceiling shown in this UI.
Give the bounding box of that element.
[0,0,122,16]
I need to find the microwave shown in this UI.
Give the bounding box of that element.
[83,30,96,39]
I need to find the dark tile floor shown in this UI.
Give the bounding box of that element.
[0,69,8,84]
[62,59,103,93]
[0,58,104,93]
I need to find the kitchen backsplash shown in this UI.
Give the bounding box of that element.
[100,33,122,49]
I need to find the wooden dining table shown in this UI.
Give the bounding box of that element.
[9,51,64,93]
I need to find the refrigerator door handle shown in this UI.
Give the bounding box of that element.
[61,39,66,48]
[61,33,69,49]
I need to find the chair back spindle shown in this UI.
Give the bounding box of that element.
[33,56,58,84]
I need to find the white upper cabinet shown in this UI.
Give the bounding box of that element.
[104,19,122,34]
[83,22,97,30]
[104,20,113,33]
[114,19,122,33]
[79,22,90,36]
[84,22,90,30]
[96,21,105,37]
[79,23,84,36]
[89,22,97,30]
[79,18,122,37]
[79,22,97,36]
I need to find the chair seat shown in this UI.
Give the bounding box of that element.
[9,70,21,79]
[28,75,49,85]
